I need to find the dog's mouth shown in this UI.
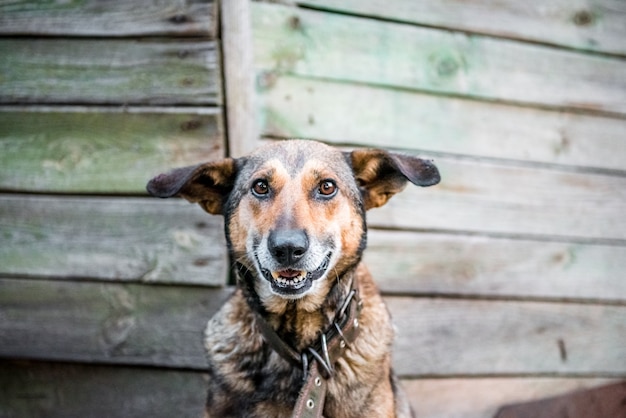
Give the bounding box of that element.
[261,252,332,297]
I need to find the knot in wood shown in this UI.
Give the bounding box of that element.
[573,10,594,26]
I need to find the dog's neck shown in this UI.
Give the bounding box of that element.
[235,262,356,350]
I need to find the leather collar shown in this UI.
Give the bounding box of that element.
[235,263,363,417]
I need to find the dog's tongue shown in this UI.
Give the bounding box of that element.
[277,269,301,279]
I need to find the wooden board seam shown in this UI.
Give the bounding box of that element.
[377,291,626,308]
[396,372,626,380]
[9,359,624,379]
[2,274,623,306]
[0,274,229,290]
[368,226,626,248]
[0,105,223,115]
[2,354,624,379]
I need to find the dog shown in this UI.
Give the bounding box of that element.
[147,140,440,418]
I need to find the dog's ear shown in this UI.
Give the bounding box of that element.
[346,149,440,210]
[146,158,237,215]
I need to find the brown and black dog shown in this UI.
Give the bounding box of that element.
[147,140,440,418]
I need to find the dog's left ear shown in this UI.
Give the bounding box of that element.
[346,149,440,210]
[146,158,237,215]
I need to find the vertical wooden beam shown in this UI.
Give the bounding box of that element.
[220,0,259,157]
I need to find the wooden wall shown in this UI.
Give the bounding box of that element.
[1,1,228,417]
[249,1,626,416]
[1,1,625,417]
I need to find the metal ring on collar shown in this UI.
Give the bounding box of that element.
[307,347,333,378]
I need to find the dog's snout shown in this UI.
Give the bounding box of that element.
[268,229,309,265]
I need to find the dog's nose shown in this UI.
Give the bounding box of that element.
[268,229,309,265]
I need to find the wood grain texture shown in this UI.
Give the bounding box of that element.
[0,0,217,38]
[258,75,626,172]
[221,0,260,157]
[0,279,232,368]
[0,360,207,418]
[403,377,621,418]
[390,297,626,376]
[0,107,224,193]
[0,39,221,105]
[252,3,626,114]
[0,195,228,285]
[366,157,626,241]
[0,360,620,418]
[1,279,624,376]
[4,191,622,299]
[298,0,626,56]
[366,230,626,302]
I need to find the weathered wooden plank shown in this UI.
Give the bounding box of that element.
[0,0,216,38]
[0,360,207,418]
[0,279,231,368]
[298,0,626,56]
[366,230,626,302]
[0,39,220,105]
[1,279,624,375]
[403,378,620,418]
[0,361,619,418]
[258,75,626,172]
[252,3,626,114]
[391,298,626,376]
[0,107,224,193]
[4,191,622,299]
[366,157,626,241]
[0,195,228,285]
[221,0,261,157]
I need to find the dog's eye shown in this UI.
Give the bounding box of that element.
[318,180,337,197]
[252,180,269,196]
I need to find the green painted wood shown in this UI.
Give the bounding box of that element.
[366,230,626,302]
[0,195,228,285]
[0,360,207,418]
[0,279,232,368]
[299,0,626,56]
[0,0,216,38]
[0,107,223,193]
[365,157,626,241]
[258,75,626,172]
[252,3,626,114]
[0,39,220,105]
[1,278,624,375]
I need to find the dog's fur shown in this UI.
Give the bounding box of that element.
[147,140,440,418]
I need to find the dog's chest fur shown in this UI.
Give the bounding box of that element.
[203,264,397,418]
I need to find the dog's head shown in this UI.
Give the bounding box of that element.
[147,140,439,307]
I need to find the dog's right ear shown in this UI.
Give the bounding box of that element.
[146,158,237,215]
[346,149,440,210]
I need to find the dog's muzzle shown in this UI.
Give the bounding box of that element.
[257,229,333,297]
[260,252,332,297]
